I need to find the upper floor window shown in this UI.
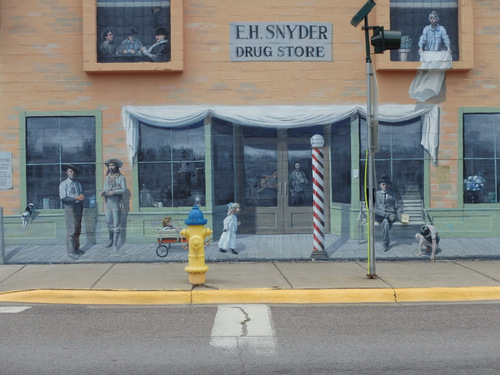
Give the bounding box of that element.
[84,0,184,72]
[25,116,97,209]
[463,113,500,204]
[97,0,171,64]
[390,0,458,62]
[374,0,472,70]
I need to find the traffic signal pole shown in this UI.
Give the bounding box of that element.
[351,0,401,278]
[364,17,377,278]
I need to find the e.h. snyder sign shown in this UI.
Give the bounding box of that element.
[230,22,332,62]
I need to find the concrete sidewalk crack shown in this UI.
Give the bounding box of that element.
[376,275,398,303]
[0,264,27,284]
[272,262,293,289]
[454,261,500,283]
[90,264,115,289]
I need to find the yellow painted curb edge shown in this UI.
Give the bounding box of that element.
[0,287,499,305]
[191,288,396,304]
[0,289,192,305]
[395,286,500,302]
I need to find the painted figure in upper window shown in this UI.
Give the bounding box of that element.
[418,11,451,54]
[59,164,85,259]
[101,158,126,253]
[141,27,170,62]
[99,27,116,58]
[289,161,308,206]
[119,28,144,55]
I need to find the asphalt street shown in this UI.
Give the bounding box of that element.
[1,303,499,374]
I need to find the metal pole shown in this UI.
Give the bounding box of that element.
[0,207,5,264]
[364,17,377,278]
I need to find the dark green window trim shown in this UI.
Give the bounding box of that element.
[19,110,103,211]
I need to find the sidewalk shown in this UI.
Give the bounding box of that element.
[2,233,500,264]
[1,260,500,305]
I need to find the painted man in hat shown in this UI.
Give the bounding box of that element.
[141,27,170,62]
[59,164,85,259]
[289,161,308,206]
[119,28,144,55]
[374,174,403,251]
[101,158,127,252]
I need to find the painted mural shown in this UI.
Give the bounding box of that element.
[389,0,459,62]
[97,0,171,63]
[1,0,499,265]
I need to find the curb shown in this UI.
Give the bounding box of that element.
[1,287,500,305]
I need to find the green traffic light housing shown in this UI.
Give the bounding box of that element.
[370,26,401,54]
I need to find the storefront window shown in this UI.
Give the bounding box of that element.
[331,119,351,204]
[212,119,235,205]
[359,118,424,200]
[463,113,500,204]
[138,121,205,207]
[25,116,96,209]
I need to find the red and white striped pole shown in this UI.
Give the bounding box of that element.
[310,134,328,259]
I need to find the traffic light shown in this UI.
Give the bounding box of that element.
[370,26,401,54]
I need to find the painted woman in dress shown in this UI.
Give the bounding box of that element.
[218,202,241,255]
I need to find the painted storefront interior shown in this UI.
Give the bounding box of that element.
[1,0,499,261]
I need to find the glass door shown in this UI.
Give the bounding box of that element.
[240,141,284,233]
[284,143,314,233]
[238,136,318,234]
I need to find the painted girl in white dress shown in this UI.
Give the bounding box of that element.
[218,202,241,255]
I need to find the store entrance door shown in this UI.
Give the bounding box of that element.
[238,136,316,234]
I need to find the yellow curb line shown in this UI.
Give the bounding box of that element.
[394,286,500,302]
[0,290,192,305]
[191,288,395,304]
[0,287,499,305]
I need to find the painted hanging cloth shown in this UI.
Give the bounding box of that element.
[409,51,453,102]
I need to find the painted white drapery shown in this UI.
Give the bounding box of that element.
[409,51,453,102]
[122,104,440,164]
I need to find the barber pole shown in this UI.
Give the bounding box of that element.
[310,135,328,259]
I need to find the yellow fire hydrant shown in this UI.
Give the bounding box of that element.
[179,205,213,285]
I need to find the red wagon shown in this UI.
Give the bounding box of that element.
[155,228,187,257]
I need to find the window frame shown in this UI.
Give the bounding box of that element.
[83,0,184,73]
[358,117,430,206]
[459,107,500,206]
[133,119,209,211]
[373,0,473,71]
[19,110,103,212]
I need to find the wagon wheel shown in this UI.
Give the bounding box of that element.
[174,184,190,207]
[156,243,170,258]
[161,184,172,207]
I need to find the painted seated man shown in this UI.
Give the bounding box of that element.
[374,174,403,251]
[141,27,170,62]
